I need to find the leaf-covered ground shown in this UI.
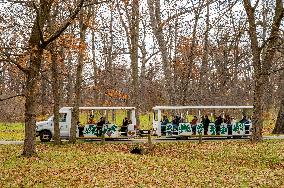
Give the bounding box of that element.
[0,140,284,187]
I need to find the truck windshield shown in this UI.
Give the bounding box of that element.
[60,113,67,122]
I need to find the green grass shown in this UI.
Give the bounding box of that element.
[0,123,24,141]
[0,140,284,187]
[263,119,276,135]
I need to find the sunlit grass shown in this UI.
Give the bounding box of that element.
[0,123,24,141]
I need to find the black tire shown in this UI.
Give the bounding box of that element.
[176,136,188,140]
[40,130,52,142]
[232,136,242,139]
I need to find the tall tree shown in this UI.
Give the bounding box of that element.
[243,0,284,141]
[70,6,92,143]
[273,69,284,134]
[22,0,85,156]
[147,0,173,104]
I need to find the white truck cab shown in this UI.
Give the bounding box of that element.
[36,107,72,142]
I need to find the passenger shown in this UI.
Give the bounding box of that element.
[88,114,95,124]
[161,116,169,134]
[122,117,129,126]
[172,116,177,125]
[201,115,204,123]
[240,115,250,133]
[77,121,84,137]
[180,117,185,123]
[172,116,180,133]
[240,116,249,124]
[121,117,129,136]
[161,115,169,125]
[191,116,198,135]
[202,115,210,135]
[231,117,236,124]
[225,115,232,135]
[97,117,106,136]
[225,114,231,124]
[215,116,224,135]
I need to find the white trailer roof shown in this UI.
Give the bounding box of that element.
[60,107,135,112]
[79,107,135,110]
[152,106,253,110]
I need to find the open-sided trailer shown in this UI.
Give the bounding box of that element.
[152,106,253,139]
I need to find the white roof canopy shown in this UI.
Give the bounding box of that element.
[60,107,135,112]
[152,106,253,110]
[79,107,135,110]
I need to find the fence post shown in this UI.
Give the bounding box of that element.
[148,130,153,151]
[198,133,202,144]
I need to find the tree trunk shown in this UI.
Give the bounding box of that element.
[200,0,210,103]
[262,0,283,111]
[66,52,74,106]
[23,48,43,156]
[251,71,264,141]
[147,0,173,104]
[273,70,284,134]
[130,0,139,108]
[273,98,284,134]
[51,46,61,145]
[91,29,98,105]
[23,0,53,156]
[181,2,203,105]
[69,35,85,143]
[69,10,89,143]
[243,0,284,141]
[40,71,48,117]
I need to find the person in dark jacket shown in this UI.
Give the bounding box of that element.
[202,115,210,135]
[171,116,180,134]
[77,121,84,137]
[161,116,169,134]
[215,116,224,135]
[240,115,250,133]
[97,117,106,136]
[240,116,249,124]
[121,117,129,136]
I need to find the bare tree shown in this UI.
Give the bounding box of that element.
[243,0,284,141]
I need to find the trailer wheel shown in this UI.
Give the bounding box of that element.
[40,130,52,142]
[232,136,242,139]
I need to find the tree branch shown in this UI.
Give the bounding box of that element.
[1,51,28,73]
[32,1,45,45]
[253,0,260,10]
[261,66,284,76]
[83,0,109,7]
[0,93,25,101]
[42,0,86,47]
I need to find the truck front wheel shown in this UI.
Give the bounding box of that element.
[40,130,52,142]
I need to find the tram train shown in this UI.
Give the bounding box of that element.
[36,106,253,142]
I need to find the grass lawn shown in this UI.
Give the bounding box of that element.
[0,123,25,141]
[0,140,284,187]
